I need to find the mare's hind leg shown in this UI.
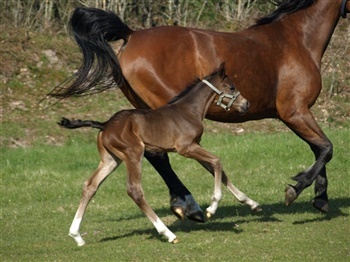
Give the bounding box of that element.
[69,134,121,246]
[123,153,177,243]
[278,106,332,213]
[198,161,261,212]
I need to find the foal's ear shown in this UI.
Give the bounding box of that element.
[218,62,226,78]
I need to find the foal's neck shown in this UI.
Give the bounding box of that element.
[173,81,217,119]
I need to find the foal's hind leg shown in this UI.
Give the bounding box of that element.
[69,134,121,246]
[198,161,261,212]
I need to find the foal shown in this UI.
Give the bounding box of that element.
[59,64,256,244]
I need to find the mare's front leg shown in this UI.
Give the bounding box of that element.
[179,144,223,218]
[144,152,204,222]
[278,103,333,213]
[198,161,261,212]
[69,135,120,246]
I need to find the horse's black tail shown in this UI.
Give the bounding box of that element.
[58,117,104,131]
[47,7,133,99]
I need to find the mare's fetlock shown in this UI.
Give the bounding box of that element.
[285,184,298,206]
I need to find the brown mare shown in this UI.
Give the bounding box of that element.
[49,0,350,221]
[58,65,257,245]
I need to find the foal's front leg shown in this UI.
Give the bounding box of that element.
[179,144,223,218]
[198,161,261,212]
[124,159,177,243]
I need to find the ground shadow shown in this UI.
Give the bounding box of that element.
[99,197,349,244]
[99,220,242,244]
[214,196,349,225]
[105,196,349,222]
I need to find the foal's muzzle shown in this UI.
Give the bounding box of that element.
[216,91,241,111]
[201,79,241,111]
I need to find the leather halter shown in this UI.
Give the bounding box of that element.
[201,79,241,111]
[341,0,349,18]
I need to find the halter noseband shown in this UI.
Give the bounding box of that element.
[341,0,349,18]
[201,79,241,111]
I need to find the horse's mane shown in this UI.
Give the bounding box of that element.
[255,0,317,25]
[167,70,221,105]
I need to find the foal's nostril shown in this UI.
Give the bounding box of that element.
[239,101,249,114]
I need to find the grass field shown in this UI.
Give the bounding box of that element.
[1,128,349,261]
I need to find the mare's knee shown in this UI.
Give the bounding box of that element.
[319,140,333,163]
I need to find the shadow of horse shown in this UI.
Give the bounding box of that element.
[99,221,242,243]
[213,197,350,224]
[99,197,349,243]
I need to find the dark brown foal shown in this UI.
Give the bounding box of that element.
[59,65,258,245]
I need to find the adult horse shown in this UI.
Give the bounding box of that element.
[49,0,349,220]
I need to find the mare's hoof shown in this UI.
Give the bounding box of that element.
[185,195,205,223]
[170,196,186,220]
[170,206,186,220]
[187,210,206,223]
[285,184,298,206]
[312,198,329,213]
[170,194,205,222]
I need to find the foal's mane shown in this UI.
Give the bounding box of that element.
[255,0,317,25]
[167,70,221,105]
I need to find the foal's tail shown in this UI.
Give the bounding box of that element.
[47,7,133,99]
[58,117,104,131]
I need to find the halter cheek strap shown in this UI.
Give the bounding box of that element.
[201,79,241,111]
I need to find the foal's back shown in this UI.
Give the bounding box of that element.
[102,104,203,154]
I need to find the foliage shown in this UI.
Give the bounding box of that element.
[0,0,276,31]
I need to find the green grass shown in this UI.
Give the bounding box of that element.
[1,129,349,261]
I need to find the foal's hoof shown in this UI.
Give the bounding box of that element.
[285,184,298,206]
[206,211,213,219]
[69,233,86,247]
[172,238,179,244]
[252,206,263,212]
[312,198,329,213]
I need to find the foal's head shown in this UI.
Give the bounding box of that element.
[204,63,249,114]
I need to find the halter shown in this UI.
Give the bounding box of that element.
[201,79,241,111]
[341,0,349,18]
